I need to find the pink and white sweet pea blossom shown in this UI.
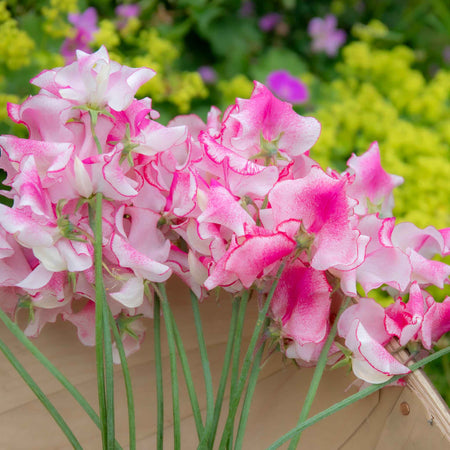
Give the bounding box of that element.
[222,81,321,160]
[270,260,333,363]
[345,142,403,217]
[268,165,368,271]
[1,47,449,383]
[338,298,410,383]
[32,46,155,111]
[384,282,426,346]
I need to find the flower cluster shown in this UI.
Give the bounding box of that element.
[0,47,449,383]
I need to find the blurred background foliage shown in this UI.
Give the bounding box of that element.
[0,0,449,403]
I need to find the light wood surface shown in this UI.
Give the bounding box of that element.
[0,279,448,449]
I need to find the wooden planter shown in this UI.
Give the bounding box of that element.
[0,280,448,449]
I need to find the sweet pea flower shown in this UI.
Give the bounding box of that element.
[338,298,410,384]
[266,70,309,105]
[33,46,155,112]
[308,15,346,56]
[270,260,333,363]
[222,81,321,160]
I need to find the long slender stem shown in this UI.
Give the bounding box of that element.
[108,309,136,450]
[0,336,82,449]
[229,291,249,402]
[157,283,180,450]
[227,291,249,447]
[153,295,164,450]
[169,304,204,440]
[219,263,285,449]
[208,298,240,448]
[287,296,351,449]
[0,308,101,427]
[90,195,108,448]
[102,298,115,449]
[190,290,214,444]
[234,336,266,450]
[267,345,450,450]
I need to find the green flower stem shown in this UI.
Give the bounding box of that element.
[227,291,250,447]
[234,334,267,450]
[103,297,115,449]
[0,307,123,449]
[156,283,181,450]
[91,192,115,449]
[89,196,107,448]
[169,302,204,440]
[0,336,82,449]
[108,309,136,450]
[219,263,285,449]
[153,295,164,450]
[189,290,214,441]
[208,298,240,449]
[267,345,450,450]
[287,296,351,450]
[230,291,250,401]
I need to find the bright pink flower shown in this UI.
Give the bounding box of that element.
[220,230,296,289]
[198,131,279,198]
[222,82,320,159]
[421,296,450,349]
[269,166,367,271]
[197,180,256,236]
[266,70,309,105]
[270,260,332,352]
[384,282,426,346]
[345,142,403,216]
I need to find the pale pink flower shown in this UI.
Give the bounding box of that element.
[33,46,155,111]
[338,298,410,384]
[308,15,346,56]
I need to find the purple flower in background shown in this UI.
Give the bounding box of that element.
[266,70,309,104]
[239,1,255,17]
[443,46,450,65]
[61,7,98,63]
[259,13,282,32]
[68,7,98,41]
[116,4,140,18]
[116,3,140,29]
[198,66,217,84]
[308,15,346,57]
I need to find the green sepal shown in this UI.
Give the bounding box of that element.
[116,313,144,340]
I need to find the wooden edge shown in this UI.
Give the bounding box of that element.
[390,341,450,441]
